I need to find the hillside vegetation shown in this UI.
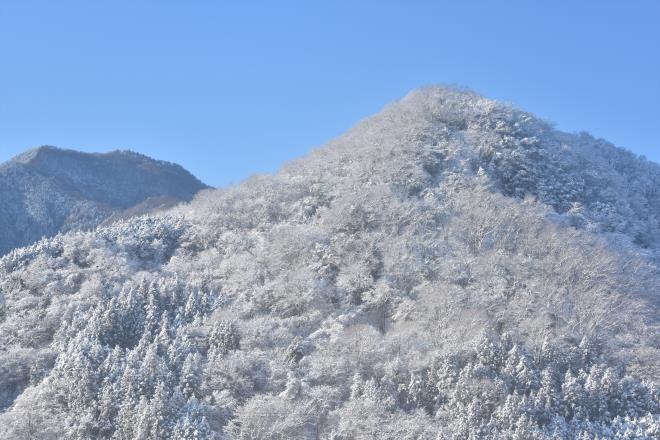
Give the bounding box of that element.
[0,146,207,255]
[0,87,658,439]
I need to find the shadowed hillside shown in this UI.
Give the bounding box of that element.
[0,146,208,255]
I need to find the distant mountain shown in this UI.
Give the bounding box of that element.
[0,88,658,438]
[0,146,208,255]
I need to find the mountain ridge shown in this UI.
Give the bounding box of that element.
[0,145,208,255]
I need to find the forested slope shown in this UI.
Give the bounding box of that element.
[0,87,658,439]
[0,146,208,255]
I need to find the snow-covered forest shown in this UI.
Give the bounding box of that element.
[0,87,658,439]
[0,147,207,256]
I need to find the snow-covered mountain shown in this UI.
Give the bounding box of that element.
[0,146,208,255]
[0,87,658,439]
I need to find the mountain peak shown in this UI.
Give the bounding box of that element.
[289,86,659,250]
[10,144,63,163]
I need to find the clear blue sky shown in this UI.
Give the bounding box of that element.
[1,1,658,187]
